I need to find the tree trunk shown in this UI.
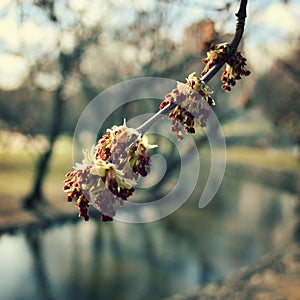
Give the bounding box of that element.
[23,83,64,208]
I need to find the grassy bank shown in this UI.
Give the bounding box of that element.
[0,135,72,212]
[1,135,300,209]
[0,134,299,232]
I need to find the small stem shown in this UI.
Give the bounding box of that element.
[136,0,248,136]
[137,58,225,135]
[136,59,226,135]
[136,102,176,135]
[200,61,226,84]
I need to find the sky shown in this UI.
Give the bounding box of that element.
[245,0,300,72]
[0,0,299,90]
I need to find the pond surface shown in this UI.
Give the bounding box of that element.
[0,176,298,300]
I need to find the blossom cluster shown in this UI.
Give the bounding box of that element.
[64,42,251,222]
[64,122,155,221]
[160,72,214,140]
[221,50,251,92]
[202,43,251,92]
[201,43,229,76]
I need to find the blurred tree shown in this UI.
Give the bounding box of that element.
[112,2,178,77]
[253,44,300,154]
[22,1,105,207]
[183,19,215,53]
[0,0,180,208]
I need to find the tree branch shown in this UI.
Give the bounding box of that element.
[230,0,248,51]
[137,0,248,135]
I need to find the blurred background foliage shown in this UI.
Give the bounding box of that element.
[0,0,299,206]
[0,0,300,298]
[0,0,299,216]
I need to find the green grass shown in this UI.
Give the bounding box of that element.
[199,143,300,173]
[1,134,299,212]
[0,135,73,210]
[226,146,300,172]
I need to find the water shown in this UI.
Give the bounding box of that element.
[0,176,298,300]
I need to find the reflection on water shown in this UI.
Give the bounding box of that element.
[0,177,298,300]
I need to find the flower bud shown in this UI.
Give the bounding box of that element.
[159,73,213,140]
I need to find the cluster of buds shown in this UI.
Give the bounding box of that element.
[64,168,91,221]
[202,43,251,92]
[63,121,155,221]
[221,50,251,92]
[129,142,151,177]
[160,72,214,140]
[202,43,229,76]
[64,41,251,222]
[94,124,152,178]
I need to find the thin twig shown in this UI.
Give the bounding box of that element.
[230,0,248,51]
[136,0,248,135]
[136,102,175,135]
